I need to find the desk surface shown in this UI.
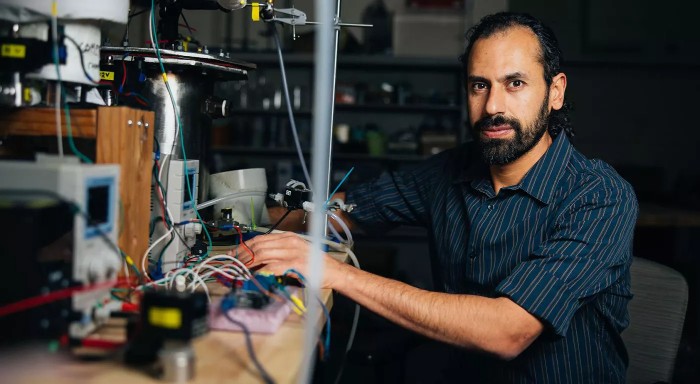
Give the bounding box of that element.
[4,253,343,384]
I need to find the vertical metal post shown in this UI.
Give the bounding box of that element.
[301,0,337,382]
[324,0,342,231]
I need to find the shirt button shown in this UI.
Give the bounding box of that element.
[487,204,493,210]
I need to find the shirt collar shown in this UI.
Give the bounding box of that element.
[453,133,573,205]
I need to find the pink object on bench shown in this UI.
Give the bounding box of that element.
[209,294,294,334]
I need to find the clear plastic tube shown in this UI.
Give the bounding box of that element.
[327,211,353,247]
[327,220,344,243]
[196,191,266,211]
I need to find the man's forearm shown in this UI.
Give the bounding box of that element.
[330,262,543,360]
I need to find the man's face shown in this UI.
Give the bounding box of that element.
[466,26,553,165]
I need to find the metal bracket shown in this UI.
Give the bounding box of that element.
[263,6,372,40]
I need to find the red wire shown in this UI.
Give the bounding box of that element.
[125,94,149,107]
[80,338,126,350]
[234,226,255,266]
[0,280,115,318]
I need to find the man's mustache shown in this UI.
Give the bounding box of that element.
[473,114,521,132]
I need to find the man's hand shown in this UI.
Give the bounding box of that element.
[244,232,345,288]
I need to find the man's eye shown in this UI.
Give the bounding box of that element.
[510,80,524,88]
[472,83,487,91]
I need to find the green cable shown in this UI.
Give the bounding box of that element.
[62,100,92,163]
[250,197,256,230]
[53,46,92,163]
[150,0,212,256]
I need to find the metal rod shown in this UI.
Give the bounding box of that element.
[301,0,337,382]
[325,0,342,233]
[304,21,372,28]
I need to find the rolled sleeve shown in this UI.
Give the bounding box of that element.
[496,182,638,337]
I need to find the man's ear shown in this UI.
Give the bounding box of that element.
[549,73,567,110]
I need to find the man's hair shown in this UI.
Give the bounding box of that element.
[460,12,574,140]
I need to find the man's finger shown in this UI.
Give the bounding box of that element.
[246,231,297,246]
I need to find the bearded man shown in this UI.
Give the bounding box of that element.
[249,12,638,383]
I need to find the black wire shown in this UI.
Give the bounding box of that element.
[265,209,292,234]
[128,3,158,19]
[63,35,100,85]
[180,12,195,37]
[123,2,160,46]
[221,304,275,384]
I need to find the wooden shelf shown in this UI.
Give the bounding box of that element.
[229,103,461,116]
[212,146,428,162]
[0,107,98,138]
[229,52,462,71]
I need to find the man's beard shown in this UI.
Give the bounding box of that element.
[471,96,550,166]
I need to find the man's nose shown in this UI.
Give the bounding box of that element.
[484,86,506,116]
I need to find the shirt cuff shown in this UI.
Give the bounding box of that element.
[495,263,581,337]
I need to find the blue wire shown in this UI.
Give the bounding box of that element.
[283,269,331,358]
[325,167,354,207]
[220,299,275,384]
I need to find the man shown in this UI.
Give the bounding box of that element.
[246,12,638,383]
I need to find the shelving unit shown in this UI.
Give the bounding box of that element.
[210,52,466,192]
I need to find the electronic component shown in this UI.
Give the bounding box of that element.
[0,161,121,339]
[141,290,209,341]
[208,274,298,334]
[270,179,356,213]
[271,179,312,210]
[150,159,201,272]
[0,0,129,107]
[124,290,208,374]
[0,198,74,343]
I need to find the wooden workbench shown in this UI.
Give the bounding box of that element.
[2,251,344,384]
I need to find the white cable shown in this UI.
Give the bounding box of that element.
[123,259,130,282]
[271,25,311,188]
[196,191,267,211]
[192,267,247,291]
[189,264,247,289]
[165,267,211,302]
[193,254,252,279]
[142,227,174,274]
[189,265,243,292]
[135,276,171,290]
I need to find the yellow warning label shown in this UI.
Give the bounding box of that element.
[252,3,260,21]
[23,87,31,103]
[99,71,114,81]
[148,307,182,329]
[1,44,26,58]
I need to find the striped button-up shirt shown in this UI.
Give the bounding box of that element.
[346,133,638,383]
